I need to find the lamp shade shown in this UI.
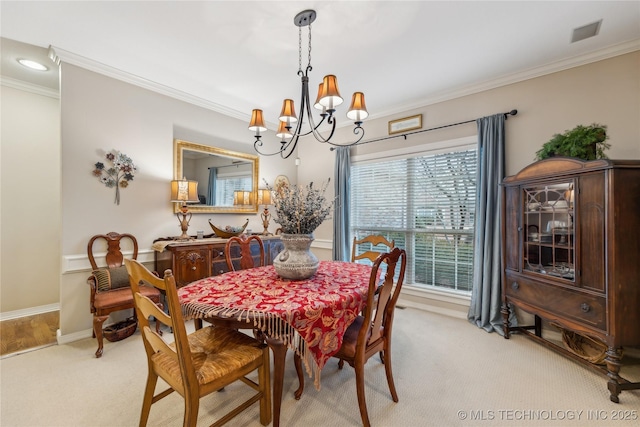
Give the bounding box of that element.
[233,190,242,206]
[317,75,343,110]
[313,83,325,111]
[248,109,267,132]
[170,179,199,203]
[346,92,368,122]
[276,121,293,140]
[233,190,254,206]
[279,99,298,123]
[257,189,272,205]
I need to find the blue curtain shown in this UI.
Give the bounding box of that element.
[332,146,351,261]
[207,168,217,205]
[468,113,514,334]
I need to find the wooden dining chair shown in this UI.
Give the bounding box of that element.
[334,247,407,427]
[225,234,265,271]
[192,235,267,333]
[124,259,271,427]
[86,232,162,358]
[351,234,395,264]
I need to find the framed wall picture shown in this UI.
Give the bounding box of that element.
[274,175,290,193]
[388,114,423,135]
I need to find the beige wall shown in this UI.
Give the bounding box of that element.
[300,52,639,317]
[57,64,295,340]
[1,51,638,340]
[1,85,61,313]
[303,51,640,247]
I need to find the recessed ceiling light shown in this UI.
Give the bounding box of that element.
[17,58,49,71]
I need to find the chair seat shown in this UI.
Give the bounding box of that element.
[334,316,380,359]
[94,285,159,311]
[153,326,264,387]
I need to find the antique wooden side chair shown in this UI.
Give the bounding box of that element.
[125,259,271,427]
[224,234,265,272]
[334,247,407,427]
[351,235,395,264]
[86,232,162,358]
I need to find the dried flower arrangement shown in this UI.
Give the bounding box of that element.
[92,150,137,205]
[267,179,333,235]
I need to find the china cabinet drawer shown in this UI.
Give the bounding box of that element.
[505,272,605,330]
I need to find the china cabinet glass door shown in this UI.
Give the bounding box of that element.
[522,180,575,281]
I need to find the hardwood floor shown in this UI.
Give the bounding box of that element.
[0,311,59,356]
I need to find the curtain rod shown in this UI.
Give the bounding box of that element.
[208,163,250,170]
[330,109,517,151]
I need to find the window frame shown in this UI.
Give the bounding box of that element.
[350,136,477,296]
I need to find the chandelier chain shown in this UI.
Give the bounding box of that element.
[307,23,312,70]
[250,10,367,158]
[298,26,302,74]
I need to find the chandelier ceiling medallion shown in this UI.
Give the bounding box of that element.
[249,9,368,159]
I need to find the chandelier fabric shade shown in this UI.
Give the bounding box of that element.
[317,75,343,111]
[276,121,293,140]
[279,99,298,124]
[250,9,368,159]
[248,109,267,133]
[347,92,368,123]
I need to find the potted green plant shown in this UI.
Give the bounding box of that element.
[535,123,610,161]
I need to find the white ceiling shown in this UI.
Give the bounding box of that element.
[1,1,639,128]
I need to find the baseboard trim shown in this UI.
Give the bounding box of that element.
[56,328,93,345]
[0,303,60,321]
[398,296,468,320]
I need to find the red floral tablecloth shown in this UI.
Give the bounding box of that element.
[178,261,372,387]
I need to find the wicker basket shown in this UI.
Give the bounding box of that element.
[560,328,608,365]
[103,317,137,342]
[208,218,249,238]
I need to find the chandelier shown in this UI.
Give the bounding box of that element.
[249,10,368,159]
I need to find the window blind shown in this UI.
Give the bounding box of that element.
[351,146,477,293]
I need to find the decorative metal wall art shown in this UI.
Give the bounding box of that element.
[92,150,137,205]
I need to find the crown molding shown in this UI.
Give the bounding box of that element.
[50,40,639,124]
[49,46,247,121]
[366,39,640,121]
[0,76,59,99]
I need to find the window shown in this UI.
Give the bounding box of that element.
[215,176,252,206]
[351,138,477,294]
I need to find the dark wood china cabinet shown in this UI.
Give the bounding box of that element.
[501,158,640,403]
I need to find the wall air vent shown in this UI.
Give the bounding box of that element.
[571,20,602,43]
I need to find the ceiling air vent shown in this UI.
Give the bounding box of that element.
[571,20,602,43]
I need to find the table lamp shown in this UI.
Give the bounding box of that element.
[170,178,199,240]
[258,188,272,235]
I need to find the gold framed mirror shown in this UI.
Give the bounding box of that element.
[173,139,259,214]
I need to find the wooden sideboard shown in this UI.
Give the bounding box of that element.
[154,235,283,288]
[501,158,640,403]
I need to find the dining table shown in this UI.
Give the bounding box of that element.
[177,260,373,427]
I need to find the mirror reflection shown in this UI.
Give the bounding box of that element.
[174,139,259,214]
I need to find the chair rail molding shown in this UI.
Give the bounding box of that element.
[62,249,155,274]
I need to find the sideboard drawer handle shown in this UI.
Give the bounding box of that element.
[581,303,590,313]
[511,282,519,290]
[191,266,197,271]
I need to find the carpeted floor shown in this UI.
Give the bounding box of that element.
[1,307,639,426]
